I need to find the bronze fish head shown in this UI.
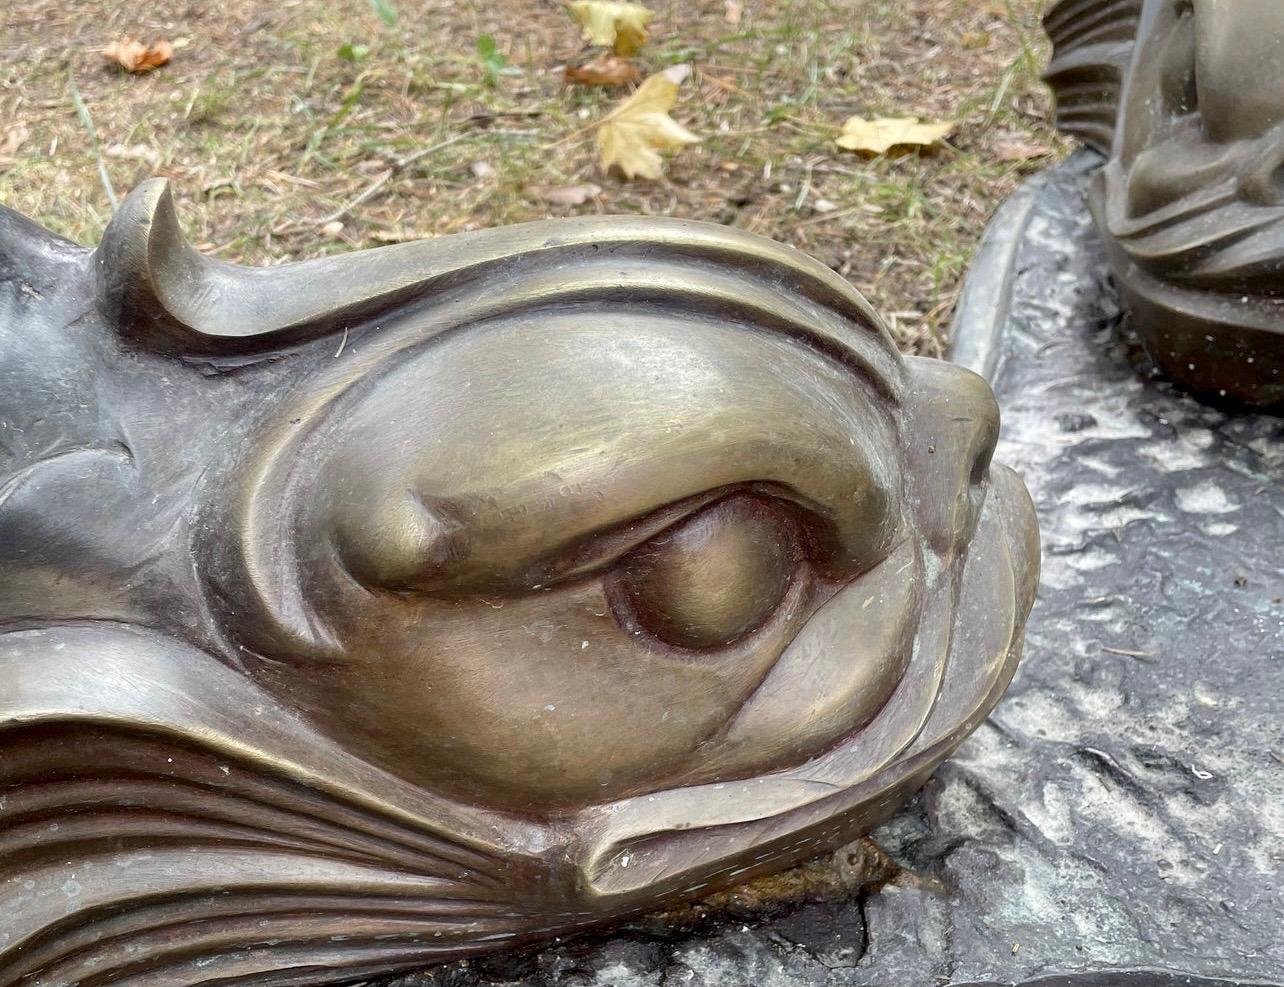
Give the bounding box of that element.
[0,180,1038,985]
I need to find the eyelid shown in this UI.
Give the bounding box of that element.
[536,479,870,588]
[535,489,731,585]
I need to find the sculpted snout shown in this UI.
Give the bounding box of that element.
[901,355,1002,561]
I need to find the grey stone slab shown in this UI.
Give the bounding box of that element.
[914,150,1284,985]
[374,153,1283,987]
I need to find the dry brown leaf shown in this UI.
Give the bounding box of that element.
[569,1,653,56]
[103,36,174,73]
[533,183,604,206]
[564,53,641,87]
[994,136,1052,162]
[596,65,700,180]
[961,31,991,49]
[836,115,954,155]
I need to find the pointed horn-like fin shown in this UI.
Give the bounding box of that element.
[95,178,200,344]
[94,179,902,380]
[96,178,430,350]
[97,178,466,350]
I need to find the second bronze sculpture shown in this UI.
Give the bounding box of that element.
[0,179,1038,985]
[1046,0,1284,410]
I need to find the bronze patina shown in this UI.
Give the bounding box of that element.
[0,180,1038,986]
[1045,0,1284,409]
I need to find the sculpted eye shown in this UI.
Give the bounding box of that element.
[606,493,802,650]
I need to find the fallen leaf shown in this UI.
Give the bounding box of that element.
[836,115,954,155]
[961,30,990,49]
[103,36,174,73]
[724,0,744,25]
[532,182,603,206]
[596,65,700,180]
[994,136,1052,162]
[564,53,641,87]
[1,123,30,156]
[569,1,653,56]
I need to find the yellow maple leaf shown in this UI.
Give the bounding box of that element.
[569,1,653,56]
[596,66,700,180]
[836,115,955,154]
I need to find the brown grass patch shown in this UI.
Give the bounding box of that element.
[0,0,1066,353]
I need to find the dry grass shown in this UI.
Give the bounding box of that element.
[0,0,1066,354]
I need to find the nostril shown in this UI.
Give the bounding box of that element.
[969,383,1001,487]
[961,384,1000,529]
[969,434,995,489]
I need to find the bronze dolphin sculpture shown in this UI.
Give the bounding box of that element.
[0,180,1038,986]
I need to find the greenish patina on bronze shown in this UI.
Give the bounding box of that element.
[0,180,1038,985]
[1046,0,1284,410]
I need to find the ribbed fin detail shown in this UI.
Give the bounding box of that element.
[1043,0,1144,153]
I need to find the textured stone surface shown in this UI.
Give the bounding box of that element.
[871,151,1284,985]
[373,155,1284,987]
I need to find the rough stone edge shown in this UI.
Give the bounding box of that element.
[950,974,1284,987]
[947,149,1103,381]
[940,149,1284,987]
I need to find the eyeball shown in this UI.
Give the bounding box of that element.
[606,493,801,650]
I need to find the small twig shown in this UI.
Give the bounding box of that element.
[695,66,749,97]
[69,75,117,211]
[541,117,602,152]
[1101,645,1156,659]
[395,131,475,169]
[792,160,813,212]
[790,204,864,229]
[319,169,394,226]
[316,132,470,225]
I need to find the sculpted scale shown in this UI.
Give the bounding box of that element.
[0,179,1038,985]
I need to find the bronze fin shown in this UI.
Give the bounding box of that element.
[1043,0,1144,154]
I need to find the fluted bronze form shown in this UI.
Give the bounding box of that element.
[1046,0,1284,409]
[0,181,1038,986]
